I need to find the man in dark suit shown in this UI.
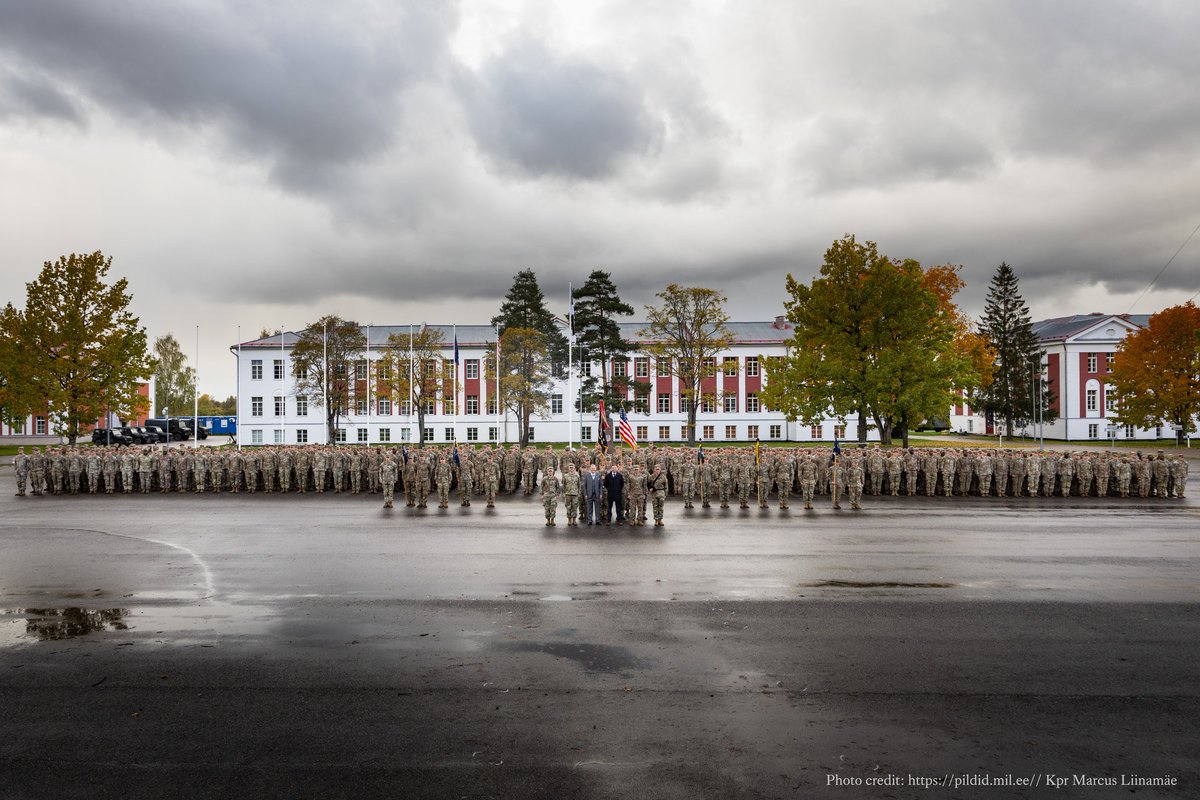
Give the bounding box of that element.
[603,465,625,525]
[582,464,603,525]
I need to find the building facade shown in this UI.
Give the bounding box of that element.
[231,320,984,446]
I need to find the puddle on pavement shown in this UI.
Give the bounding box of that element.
[1,602,277,647]
[500,641,647,674]
[1,608,129,644]
[807,580,956,589]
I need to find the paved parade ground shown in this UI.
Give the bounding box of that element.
[1,481,1198,798]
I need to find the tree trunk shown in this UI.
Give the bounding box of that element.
[856,407,868,444]
[899,419,910,449]
[873,413,892,445]
[686,394,698,446]
[416,405,426,446]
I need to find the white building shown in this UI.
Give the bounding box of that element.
[1029,312,1187,442]
[230,320,985,446]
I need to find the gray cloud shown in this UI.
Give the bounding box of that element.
[462,38,660,180]
[0,68,84,126]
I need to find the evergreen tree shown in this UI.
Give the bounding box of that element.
[491,269,569,368]
[977,263,1050,436]
[572,270,635,414]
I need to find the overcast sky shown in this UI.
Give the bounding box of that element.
[2,0,1198,397]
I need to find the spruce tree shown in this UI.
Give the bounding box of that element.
[977,263,1046,436]
[491,269,568,367]
[572,270,634,414]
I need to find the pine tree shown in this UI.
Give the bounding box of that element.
[977,263,1048,436]
[572,270,634,414]
[491,269,568,365]
[491,271,567,444]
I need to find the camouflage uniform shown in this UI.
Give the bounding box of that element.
[541,470,560,525]
[137,450,153,493]
[29,449,46,495]
[847,459,865,509]
[736,458,755,509]
[627,465,648,525]
[67,450,83,494]
[381,457,398,508]
[649,467,668,525]
[457,455,474,506]
[679,458,696,509]
[562,464,581,525]
[86,452,102,494]
[799,456,817,509]
[867,448,885,495]
[483,457,500,508]
[277,449,292,493]
[435,458,452,508]
[13,448,30,496]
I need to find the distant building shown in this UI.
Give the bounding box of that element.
[1030,312,1180,442]
[0,380,152,442]
[230,320,984,446]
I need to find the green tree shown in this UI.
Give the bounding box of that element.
[977,263,1053,436]
[152,333,195,416]
[640,284,734,446]
[379,326,447,446]
[290,315,366,441]
[0,252,152,444]
[492,269,569,372]
[1110,301,1200,445]
[763,236,971,445]
[491,326,552,448]
[572,270,635,413]
[0,303,36,427]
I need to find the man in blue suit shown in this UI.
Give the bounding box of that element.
[582,463,603,525]
[603,465,625,526]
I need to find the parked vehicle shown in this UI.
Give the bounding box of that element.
[91,428,133,446]
[120,426,153,444]
[145,418,193,441]
[144,425,171,443]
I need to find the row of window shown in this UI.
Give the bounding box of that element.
[248,427,503,445]
[3,416,48,435]
[1084,352,1114,374]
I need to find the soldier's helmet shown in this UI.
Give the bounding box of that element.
[18,447,24,454]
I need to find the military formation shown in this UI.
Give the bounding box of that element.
[9,444,1190,520]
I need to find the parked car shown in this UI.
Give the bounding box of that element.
[145,418,192,441]
[144,425,171,443]
[120,426,153,445]
[91,428,133,446]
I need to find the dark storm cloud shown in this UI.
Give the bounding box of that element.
[462,38,660,180]
[0,68,84,126]
[0,0,457,192]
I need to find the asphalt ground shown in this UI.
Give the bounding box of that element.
[1,482,1197,799]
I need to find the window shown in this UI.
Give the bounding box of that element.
[526,427,535,442]
[613,360,627,378]
[251,429,263,444]
[378,363,392,381]
[723,357,737,377]
[446,427,455,441]
[702,425,715,440]
[355,360,367,381]
[274,359,284,380]
[702,357,716,374]
[378,398,391,416]
[466,395,479,415]
[466,360,479,379]
[1123,424,1134,438]
[10,418,23,434]
[296,396,308,417]
[635,357,649,378]
[274,396,284,416]
[702,397,716,414]
[35,416,46,435]
[725,424,736,439]
[358,428,368,442]
[657,395,671,414]
[583,361,592,377]
[423,398,436,415]
[401,428,412,442]
[581,425,592,442]
[486,397,497,415]
[379,428,391,442]
[747,425,759,439]
[356,399,368,416]
[658,425,670,440]
[1088,423,1098,439]
[634,390,649,414]
[274,429,284,444]
[251,359,263,380]
[1106,353,1114,370]
[443,397,455,415]
[1155,425,1162,438]
[724,395,737,413]
[967,419,974,433]
[424,360,437,377]
[1087,353,1097,373]
[400,400,412,416]
[334,363,348,380]
[296,429,308,444]
[834,425,846,439]
[637,425,648,440]
[424,427,434,442]
[444,361,455,380]
[551,394,563,415]
[335,428,347,443]
[810,424,822,439]
[680,426,688,440]
[251,397,263,417]
[1105,392,1117,413]
[746,357,759,377]
[746,393,760,413]
[467,427,479,441]
[770,424,782,440]
[656,358,670,377]
[1086,388,1098,412]
[489,427,498,442]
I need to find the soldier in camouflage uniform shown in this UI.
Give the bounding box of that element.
[457,453,474,506]
[435,456,452,509]
[626,463,648,525]
[483,454,501,508]
[847,457,865,510]
[1009,453,1027,497]
[799,455,817,510]
[886,450,902,496]
[369,448,382,494]
[192,450,206,493]
[349,448,364,494]
[993,451,1009,497]
[541,465,560,526]
[1169,455,1187,499]
[938,450,956,497]
[402,452,416,506]
[13,447,29,497]
[1151,452,1170,498]
[867,446,885,495]
[503,447,520,494]
[245,449,260,493]
[117,449,133,494]
[716,456,734,509]
[1116,456,1132,497]
[85,450,102,494]
[522,448,538,495]
[956,450,974,496]
[904,448,920,496]
[561,462,581,525]
[49,449,65,495]
[1056,453,1074,497]
[679,454,697,509]
[921,449,939,496]
[29,448,46,496]
[381,456,397,508]
[975,452,993,497]
[1076,453,1094,497]
[736,456,755,509]
[158,448,174,493]
[649,464,668,526]
[277,448,292,493]
[137,449,153,493]
[67,449,83,494]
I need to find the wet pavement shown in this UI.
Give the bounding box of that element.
[1,487,1198,799]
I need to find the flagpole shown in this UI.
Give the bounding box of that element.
[280,322,285,446]
[366,323,371,440]
[567,281,573,451]
[409,323,415,445]
[452,323,458,446]
[193,324,199,449]
[495,326,502,445]
[322,321,328,444]
[236,325,241,451]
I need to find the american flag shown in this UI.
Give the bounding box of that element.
[618,408,638,450]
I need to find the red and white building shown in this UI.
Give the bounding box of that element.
[0,381,153,442]
[231,320,984,446]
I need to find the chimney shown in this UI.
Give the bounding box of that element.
[773,315,791,330]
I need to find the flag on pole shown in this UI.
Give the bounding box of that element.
[598,400,609,450]
[453,328,460,366]
[618,408,638,450]
[697,444,705,463]
[832,435,841,465]
[755,438,760,465]
[452,445,460,466]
